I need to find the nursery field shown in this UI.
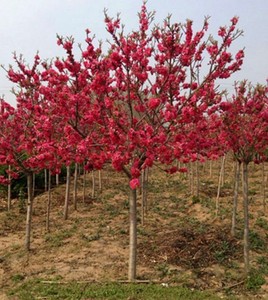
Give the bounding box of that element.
[0,158,267,299]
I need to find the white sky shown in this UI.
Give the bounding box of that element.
[0,0,267,106]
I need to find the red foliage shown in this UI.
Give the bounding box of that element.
[0,4,246,189]
[220,81,268,163]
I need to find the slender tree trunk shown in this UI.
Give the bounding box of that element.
[242,161,250,273]
[64,166,71,220]
[196,160,200,198]
[56,173,59,186]
[128,187,137,281]
[7,165,11,211]
[146,168,149,212]
[232,160,236,174]
[83,167,86,204]
[73,163,78,210]
[221,155,226,187]
[98,170,102,193]
[231,161,241,236]
[46,171,52,232]
[91,171,95,198]
[32,173,35,198]
[141,170,145,225]
[44,169,48,192]
[265,173,268,212]
[191,162,195,195]
[78,163,81,177]
[141,168,148,226]
[209,160,213,178]
[216,156,225,216]
[261,162,266,212]
[188,162,194,195]
[25,172,34,251]
[187,163,191,193]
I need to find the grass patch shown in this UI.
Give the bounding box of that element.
[249,231,266,251]
[214,241,234,264]
[104,203,120,217]
[11,274,25,283]
[8,279,229,300]
[245,269,266,292]
[257,256,268,275]
[81,232,101,242]
[156,263,170,278]
[255,217,268,230]
[44,228,75,248]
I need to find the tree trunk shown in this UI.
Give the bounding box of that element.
[73,163,78,210]
[261,162,266,212]
[78,163,81,177]
[56,173,59,186]
[145,168,149,212]
[216,155,225,216]
[196,160,200,198]
[221,155,226,187]
[242,161,250,273]
[44,169,48,192]
[231,161,241,236]
[46,171,52,232]
[98,170,102,193]
[91,171,95,198]
[209,160,213,178]
[64,166,71,220]
[7,165,11,211]
[83,167,86,204]
[32,173,35,198]
[188,162,194,195]
[141,168,148,226]
[128,187,137,281]
[25,172,34,251]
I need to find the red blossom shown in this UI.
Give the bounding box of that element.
[0,176,9,185]
[129,178,140,190]
[148,98,160,109]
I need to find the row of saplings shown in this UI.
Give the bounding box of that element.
[1,158,267,286]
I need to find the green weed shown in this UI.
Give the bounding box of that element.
[255,217,268,230]
[156,263,170,278]
[249,231,266,251]
[81,232,101,242]
[11,274,25,283]
[214,241,233,263]
[257,256,268,275]
[104,203,120,217]
[245,270,265,292]
[44,229,74,248]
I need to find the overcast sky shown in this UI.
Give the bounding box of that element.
[0,0,267,106]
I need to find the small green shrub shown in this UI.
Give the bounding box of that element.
[156,263,170,278]
[214,241,233,263]
[257,256,268,275]
[246,270,265,292]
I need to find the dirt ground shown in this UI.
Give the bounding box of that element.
[0,160,267,299]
